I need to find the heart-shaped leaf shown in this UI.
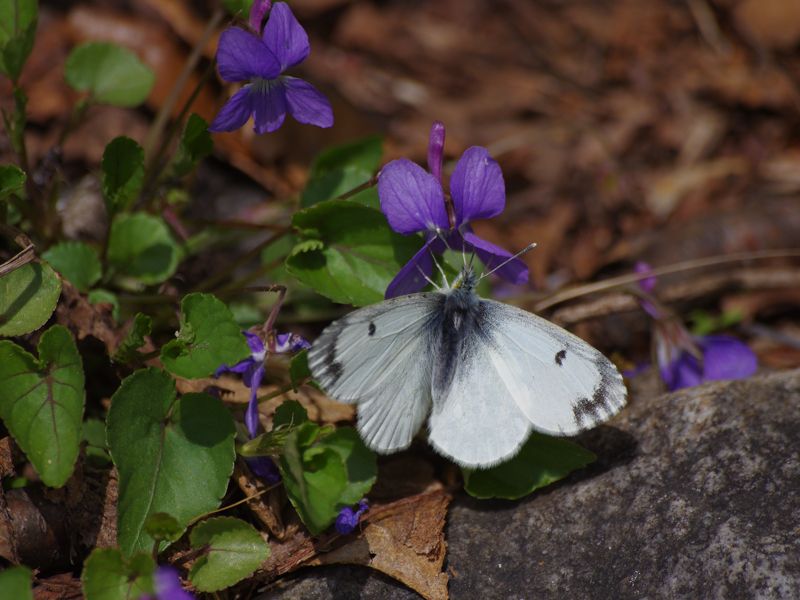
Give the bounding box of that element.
[107,368,236,556]
[287,200,423,306]
[0,325,84,487]
[81,547,155,600]
[462,432,596,500]
[64,42,154,107]
[160,293,251,379]
[107,213,180,285]
[0,565,33,600]
[42,241,102,292]
[0,261,62,336]
[189,517,270,592]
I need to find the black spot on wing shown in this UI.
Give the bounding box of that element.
[368,322,376,336]
[555,349,567,366]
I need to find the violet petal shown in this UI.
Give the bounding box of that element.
[634,261,657,294]
[671,352,704,391]
[262,2,310,71]
[378,159,448,235]
[243,331,265,355]
[208,86,254,133]
[153,566,195,600]
[427,121,445,184]
[335,507,360,535]
[282,77,334,128]
[463,231,529,285]
[449,146,505,226]
[245,364,265,438]
[385,244,435,299]
[251,79,287,133]
[219,357,256,376]
[699,335,758,382]
[249,0,271,36]
[216,27,281,82]
[245,455,281,485]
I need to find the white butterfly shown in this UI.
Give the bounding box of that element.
[308,263,627,469]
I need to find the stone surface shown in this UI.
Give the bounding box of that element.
[259,369,800,599]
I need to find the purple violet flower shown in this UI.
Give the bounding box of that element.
[335,500,369,535]
[377,121,529,299]
[208,1,333,134]
[138,566,195,600]
[215,329,310,482]
[635,263,758,391]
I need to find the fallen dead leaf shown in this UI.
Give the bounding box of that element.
[308,490,451,600]
[55,278,122,356]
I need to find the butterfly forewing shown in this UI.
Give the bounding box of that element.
[308,294,445,452]
[480,299,627,436]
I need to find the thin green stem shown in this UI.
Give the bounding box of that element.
[143,7,225,160]
[191,228,291,293]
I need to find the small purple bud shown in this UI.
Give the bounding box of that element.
[335,500,369,535]
[427,121,445,185]
[249,0,271,36]
[635,262,657,294]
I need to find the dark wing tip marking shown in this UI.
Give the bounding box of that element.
[368,322,376,336]
[572,356,627,430]
[327,360,344,387]
[555,349,567,366]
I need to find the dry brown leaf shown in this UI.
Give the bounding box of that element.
[308,491,452,600]
[55,279,122,356]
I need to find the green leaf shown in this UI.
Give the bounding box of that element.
[287,200,424,306]
[0,0,38,81]
[160,293,251,379]
[0,565,33,600]
[83,417,111,466]
[0,164,26,201]
[273,399,308,428]
[281,422,348,535]
[309,134,383,180]
[64,42,155,107]
[167,113,213,179]
[101,136,144,216]
[81,547,155,600]
[288,350,311,392]
[0,326,85,487]
[112,313,151,364]
[42,241,102,292]
[143,512,184,543]
[0,261,62,337]
[189,517,270,592]
[462,432,596,500]
[301,166,376,209]
[107,368,236,556]
[88,289,120,321]
[318,427,376,506]
[107,213,181,285]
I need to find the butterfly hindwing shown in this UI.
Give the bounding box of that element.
[308,294,445,453]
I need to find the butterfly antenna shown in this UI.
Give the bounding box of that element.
[430,246,450,288]
[477,243,537,282]
[410,246,442,290]
[435,227,466,270]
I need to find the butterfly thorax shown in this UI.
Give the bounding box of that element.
[442,266,480,314]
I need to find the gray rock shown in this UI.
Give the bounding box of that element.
[260,369,800,599]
